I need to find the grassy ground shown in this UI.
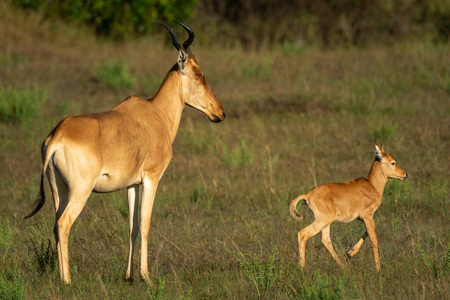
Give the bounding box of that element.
[0,2,449,299]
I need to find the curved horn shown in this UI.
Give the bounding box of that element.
[174,21,195,50]
[160,22,181,50]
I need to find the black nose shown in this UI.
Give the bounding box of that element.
[222,110,226,119]
[211,114,222,123]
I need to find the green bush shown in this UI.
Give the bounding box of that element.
[0,86,48,123]
[199,0,450,48]
[96,59,136,90]
[9,0,450,46]
[11,0,197,40]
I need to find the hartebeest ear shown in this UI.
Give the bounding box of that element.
[177,47,188,73]
[374,144,383,161]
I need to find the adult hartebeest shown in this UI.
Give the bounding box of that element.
[25,21,225,284]
[289,144,407,271]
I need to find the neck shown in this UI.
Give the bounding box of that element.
[367,160,388,198]
[150,69,185,144]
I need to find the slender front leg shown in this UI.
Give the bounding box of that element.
[140,177,159,283]
[364,217,381,271]
[125,185,140,282]
[346,231,369,260]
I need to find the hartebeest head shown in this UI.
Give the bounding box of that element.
[374,144,408,181]
[161,21,226,123]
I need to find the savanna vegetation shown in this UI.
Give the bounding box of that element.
[9,0,450,46]
[0,1,449,299]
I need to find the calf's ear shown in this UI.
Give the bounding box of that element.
[374,144,383,161]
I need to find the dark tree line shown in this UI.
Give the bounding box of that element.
[11,0,450,47]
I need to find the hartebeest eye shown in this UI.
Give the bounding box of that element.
[391,162,396,166]
[196,72,202,77]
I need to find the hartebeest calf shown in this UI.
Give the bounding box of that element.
[289,144,407,271]
[24,22,225,284]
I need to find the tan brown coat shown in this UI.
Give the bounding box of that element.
[25,22,225,284]
[290,144,407,271]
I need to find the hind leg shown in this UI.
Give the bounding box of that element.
[46,163,69,281]
[54,189,91,284]
[321,225,344,267]
[47,163,92,284]
[298,219,332,268]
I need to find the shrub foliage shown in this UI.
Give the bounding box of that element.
[11,0,197,40]
[0,86,48,123]
[199,0,450,48]
[10,0,450,46]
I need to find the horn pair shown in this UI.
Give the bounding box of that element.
[160,21,195,51]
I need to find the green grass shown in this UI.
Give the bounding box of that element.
[225,242,287,298]
[0,52,28,66]
[0,86,48,123]
[0,217,13,252]
[0,2,449,299]
[95,59,137,90]
[368,117,398,143]
[215,138,255,169]
[236,58,273,80]
[139,76,163,96]
[0,268,24,300]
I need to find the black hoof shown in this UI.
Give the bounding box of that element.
[124,277,134,284]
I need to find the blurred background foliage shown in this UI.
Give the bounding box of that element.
[10,0,450,47]
[10,0,197,40]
